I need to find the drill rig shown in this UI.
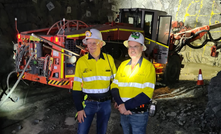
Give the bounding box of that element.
[13,8,221,90]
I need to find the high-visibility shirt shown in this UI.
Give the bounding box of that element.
[73,52,116,94]
[111,57,156,102]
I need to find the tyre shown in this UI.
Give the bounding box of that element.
[163,54,181,85]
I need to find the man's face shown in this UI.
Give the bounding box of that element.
[86,38,102,54]
[128,41,143,59]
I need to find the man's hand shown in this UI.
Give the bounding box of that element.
[114,102,118,109]
[77,110,86,123]
[118,103,127,114]
[123,110,132,115]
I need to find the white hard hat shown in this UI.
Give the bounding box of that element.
[123,32,146,51]
[82,29,106,46]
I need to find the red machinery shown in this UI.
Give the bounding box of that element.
[15,8,221,87]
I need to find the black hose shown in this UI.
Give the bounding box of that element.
[186,40,207,49]
[180,30,221,50]
[184,30,209,49]
[216,44,221,50]
[175,37,185,52]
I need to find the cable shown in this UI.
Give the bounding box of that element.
[102,46,114,78]
[6,71,17,91]
[21,79,29,86]
[0,52,36,107]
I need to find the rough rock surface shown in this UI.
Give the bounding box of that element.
[203,71,221,133]
[0,79,220,134]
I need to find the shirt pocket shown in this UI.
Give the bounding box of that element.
[103,67,112,77]
[134,73,146,83]
[82,68,92,76]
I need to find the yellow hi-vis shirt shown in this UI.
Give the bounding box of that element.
[111,57,156,102]
[73,53,116,93]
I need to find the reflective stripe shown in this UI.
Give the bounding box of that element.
[113,79,118,84]
[82,87,109,93]
[111,74,116,79]
[113,80,155,89]
[74,77,82,83]
[83,76,111,82]
[198,74,203,80]
[121,98,131,102]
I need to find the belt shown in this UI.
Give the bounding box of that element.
[86,96,111,102]
[130,104,149,114]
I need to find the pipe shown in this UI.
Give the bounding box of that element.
[76,45,86,50]
[0,52,36,107]
[31,33,80,56]
[42,44,71,57]
[209,22,221,30]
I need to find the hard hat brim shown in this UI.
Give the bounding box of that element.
[82,38,106,46]
[123,40,146,51]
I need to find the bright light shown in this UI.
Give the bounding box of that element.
[125,65,139,78]
[17,34,21,40]
[55,37,59,43]
[0,89,22,113]
[153,63,162,68]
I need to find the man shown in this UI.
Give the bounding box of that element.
[73,28,116,134]
[111,32,156,134]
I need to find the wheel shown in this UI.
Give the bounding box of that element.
[163,54,181,85]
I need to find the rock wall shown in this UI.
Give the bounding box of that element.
[204,71,221,133]
[116,0,221,28]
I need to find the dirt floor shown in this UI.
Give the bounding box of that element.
[0,63,220,134]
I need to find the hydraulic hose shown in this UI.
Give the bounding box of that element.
[0,52,35,107]
[6,71,17,91]
[185,30,221,49]
[5,70,29,102]
[185,30,209,49]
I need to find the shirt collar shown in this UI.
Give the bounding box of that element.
[88,52,105,60]
[126,56,143,67]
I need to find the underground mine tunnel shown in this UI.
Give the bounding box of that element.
[0,0,221,134]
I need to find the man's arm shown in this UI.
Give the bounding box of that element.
[124,92,150,110]
[110,61,123,105]
[72,91,83,111]
[72,90,86,123]
[72,59,84,111]
[72,59,88,123]
[111,88,132,115]
[111,88,124,105]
